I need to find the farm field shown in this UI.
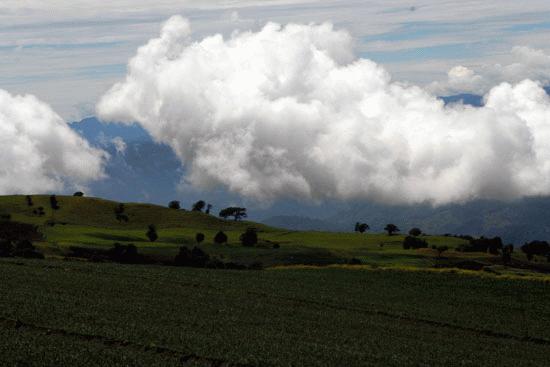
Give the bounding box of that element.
[1,258,550,366]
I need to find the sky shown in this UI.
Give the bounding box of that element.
[3,1,550,206]
[2,0,550,120]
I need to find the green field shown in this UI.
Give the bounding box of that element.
[0,194,501,269]
[1,258,550,366]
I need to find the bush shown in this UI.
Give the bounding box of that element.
[73,191,84,197]
[456,237,503,254]
[146,225,158,242]
[240,228,258,247]
[196,232,205,244]
[403,236,428,250]
[174,246,210,267]
[521,241,550,261]
[168,200,181,209]
[214,231,228,245]
[408,228,422,237]
[12,240,44,259]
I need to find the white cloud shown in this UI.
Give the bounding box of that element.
[430,46,550,95]
[97,16,550,205]
[111,136,127,154]
[0,89,107,194]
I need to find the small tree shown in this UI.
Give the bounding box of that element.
[168,200,181,210]
[73,191,84,197]
[195,232,205,244]
[114,203,129,223]
[409,228,422,237]
[146,224,158,242]
[25,195,33,207]
[49,195,60,221]
[219,207,247,221]
[357,223,370,233]
[214,231,228,245]
[192,200,206,212]
[384,224,399,236]
[205,204,212,215]
[240,228,258,247]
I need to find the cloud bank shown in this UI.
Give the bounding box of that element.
[0,89,107,194]
[98,16,550,205]
[430,46,550,95]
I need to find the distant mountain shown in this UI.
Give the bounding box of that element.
[70,117,183,205]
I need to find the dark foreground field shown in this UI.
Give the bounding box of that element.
[1,258,550,366]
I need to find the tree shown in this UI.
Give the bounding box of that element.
[219,207,247,221]
[49,195,60,221]
[205,204,212,215]
[355,223,369,233]
[114,203,128,223]
[146,224,158,242]
[168,200,181,210]
[403,236,428,250]
[192,200,206,212]
[240,228,258,247]
[25,195,33,207]
[409,228,422,237]
[384,224,399,236]
[73,191,84,197]
[214,231,228,245]
[521,241,550,261]
[195,232,205,244]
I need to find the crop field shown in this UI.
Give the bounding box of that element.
[1,258,550,366]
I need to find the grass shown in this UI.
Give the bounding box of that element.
[1,194,481,268]
[1,258,550,366]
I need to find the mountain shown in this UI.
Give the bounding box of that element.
[70,117,183,205]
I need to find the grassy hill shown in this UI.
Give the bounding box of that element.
[1,194,477,267]
[2,194,547,273]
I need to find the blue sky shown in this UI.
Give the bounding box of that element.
[2,0,550,120]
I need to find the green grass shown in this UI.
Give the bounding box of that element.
[1,258,550,366]
[3,194,543,269]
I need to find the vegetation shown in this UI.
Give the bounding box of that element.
[384,223,399,235]
[1,258,550,366]
[168,200,180,210]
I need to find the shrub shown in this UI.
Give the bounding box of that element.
[168,200,181,209]
[174,246,210,267]
[12,240,44,259]
[195,232,205,244]
[214,231,228,245]
[521,241,550,261]
[146,225,158,242]
[240,228,258,247]
[403,236,428,250]
[73,191,84,197]
[25,195,33,206]
[409,228,422,237]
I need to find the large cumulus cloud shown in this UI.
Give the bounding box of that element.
[98,16,550,205]
[0,89,107,194]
